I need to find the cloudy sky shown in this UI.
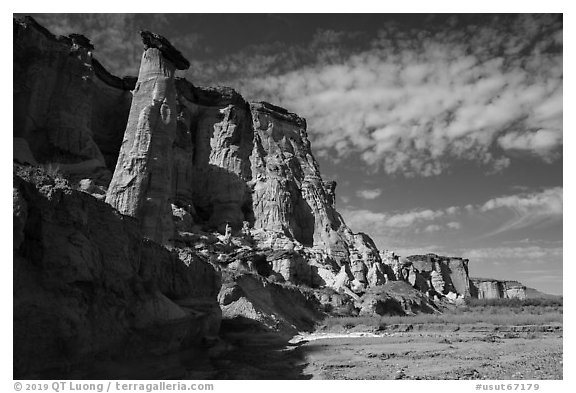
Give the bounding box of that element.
[29,13,563,295]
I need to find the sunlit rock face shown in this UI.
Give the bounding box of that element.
[173,90,387,292]
[470,278,527,300]
[501,281,528,300]
[105,45,180,244]
[404,254,471,297]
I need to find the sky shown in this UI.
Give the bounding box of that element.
[28,13,563,295]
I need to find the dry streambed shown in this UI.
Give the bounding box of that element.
[290,324,563,380]
[63,322,562,379]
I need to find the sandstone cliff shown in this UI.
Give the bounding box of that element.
[13,16,133,182]
[14,17,390,297]
[470,278,527,300]
[378,251,528,301]
[404,253,471,297]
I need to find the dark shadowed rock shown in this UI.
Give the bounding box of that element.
[68,33,94,50]
[218,271,323,335]
[140,30,190,70]
[13,165,221,378]
[359,281,440,316]
[13,16,132,176]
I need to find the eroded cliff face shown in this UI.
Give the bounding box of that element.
[11,16,461,301]
[175,83,254,231]
[105,39,184,244]
[470,279,527,300]
[139,49,386,294]
[13,165,221,378]
[405,254,471,298]
[13,16,133,182]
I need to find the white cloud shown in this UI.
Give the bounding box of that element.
[498,129,563,161]
[418,221,461,233]
[340,206,457,237]
[196,15,562,177]
[356,188,382,200]
[339,195,351,204]
[340,186,562,254]
[447,221,461,230]
[480,187,562,214]
[30,15,562,178]
[385,209,445,228]
[464,246,562,262]
[479,187,562,235]
[423,224,442,233]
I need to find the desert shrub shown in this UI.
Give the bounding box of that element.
[464,297,562,309]
[320,309,562,331]
[41,163,64,179]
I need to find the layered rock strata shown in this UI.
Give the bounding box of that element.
[470,279,527,300]
[379,253,528,300]
[380,252,472,299]
[405,254,471,297]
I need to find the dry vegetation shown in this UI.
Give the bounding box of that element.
[321,297,563,331]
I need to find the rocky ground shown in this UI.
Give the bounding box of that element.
[188,320,563,380]
[293,326,562,380]
[70,319,561,380]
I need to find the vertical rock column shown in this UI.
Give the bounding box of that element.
[106,31,190,244]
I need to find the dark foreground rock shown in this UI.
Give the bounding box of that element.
[13,165,221,378]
